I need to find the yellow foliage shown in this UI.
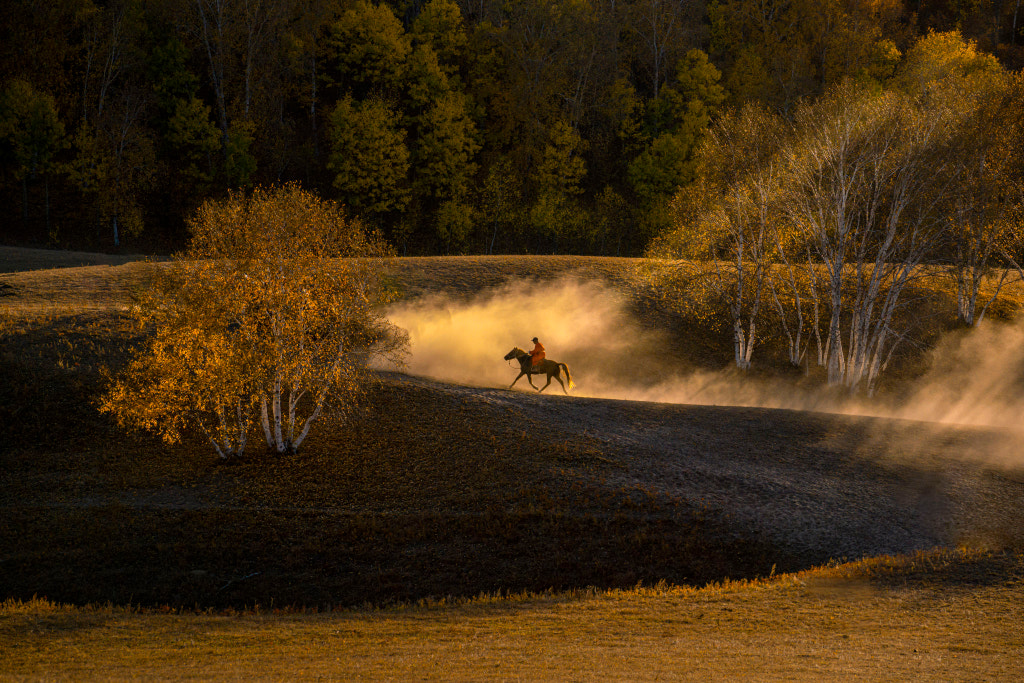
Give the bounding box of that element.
[100,184,407,457]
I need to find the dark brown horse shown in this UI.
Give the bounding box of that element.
[504,347,575,393]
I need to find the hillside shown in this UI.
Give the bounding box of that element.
[2,248,1023,609]
[4,248,1024,680]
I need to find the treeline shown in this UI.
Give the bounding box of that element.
[1,0,1023,255]
[646,32,1024,395]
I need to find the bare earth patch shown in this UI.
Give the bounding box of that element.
[390,373,1024,563]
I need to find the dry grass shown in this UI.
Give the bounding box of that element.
[0,245,151,274]
[2,248,1024,680]
[2,549,1022,681]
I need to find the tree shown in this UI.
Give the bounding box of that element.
[628,0,704,99]
[653,104,783,370]
[75,0,156,247]
[0,79,67,235]
[326,96,411,218]
[891,30,1002,97]
[411,0,468,79]
[782,81,957,394]
[410,90,480,202]
[477,154,523,254]
[932,71,1024,326]
[709,0,901,108]
[101,184,407,458]
[164,96,221,188]
[627,50,725,238]
[530,119,587,252]
[321,0,411,99]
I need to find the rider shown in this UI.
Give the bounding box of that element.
[529,337,545,367]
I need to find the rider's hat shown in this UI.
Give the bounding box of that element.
[531,337,539,342]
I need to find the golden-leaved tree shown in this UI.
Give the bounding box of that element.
[101,184,407,458]
[649,104,783,371]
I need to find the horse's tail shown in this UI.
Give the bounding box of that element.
[560,363,575,390]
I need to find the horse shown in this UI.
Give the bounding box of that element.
[503,347,575,394]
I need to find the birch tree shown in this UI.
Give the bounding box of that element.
[932,73,1024,326]
[783,82,957,394]
[653,104,782,370]
[101,184,407,458]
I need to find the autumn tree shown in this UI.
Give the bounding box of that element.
[651,104,783,370]
[942,75,1024,326]
[101,184,407,457]
[709,0,902,108]
[782,81,959,394]
[892,34,1024,326]
[891,29,1003,96]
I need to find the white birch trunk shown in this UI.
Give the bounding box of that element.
[260,395,273,447]
[272,371,284,452]
[235,398,247,457]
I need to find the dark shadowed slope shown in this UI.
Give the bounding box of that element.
[390,372,1024,565]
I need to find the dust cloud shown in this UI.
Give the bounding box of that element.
[897,320,1024,429]
[382,276,1024,434]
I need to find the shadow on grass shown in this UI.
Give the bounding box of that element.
[1,504,788,609]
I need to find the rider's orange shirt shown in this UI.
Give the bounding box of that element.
[530,342,545,366]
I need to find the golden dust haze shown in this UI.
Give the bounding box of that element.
[383,276,1024,455]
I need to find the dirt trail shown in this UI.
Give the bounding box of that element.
[394,372,1024,564]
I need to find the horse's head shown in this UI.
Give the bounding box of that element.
[504,347,525,361]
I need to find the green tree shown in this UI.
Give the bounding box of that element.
[322,0,411,98]
[530,119,586,251]
[709,0,900,108]
[435,198,475,252]
[71,0,158,247]
[627,0,705,99]
[478,154,523,254]
[327,96,411,218]
[627,50,724,236]
[405,43,452,112]
[165,96,221,188]
[148,37,201,122]
[0,80,67,235]
[411,0,468,79]
[411,90,480,202]
[101,184,407,458]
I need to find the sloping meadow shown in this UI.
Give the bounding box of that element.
[2,252,1024,609]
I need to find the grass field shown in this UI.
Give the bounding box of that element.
[2,248,1024,680]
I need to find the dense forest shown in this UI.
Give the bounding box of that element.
[1,0,1023,255]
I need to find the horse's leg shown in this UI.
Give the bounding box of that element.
[526,369,538,389]
[538,373,553,392]
[510,371,525,389]
[554,375,566,394]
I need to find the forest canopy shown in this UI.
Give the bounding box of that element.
[1,0,1022,256]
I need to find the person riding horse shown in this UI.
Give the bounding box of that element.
[504,341,574,393]
[529,337,545,367]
